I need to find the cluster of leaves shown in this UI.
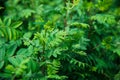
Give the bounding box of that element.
[0,0,120,80]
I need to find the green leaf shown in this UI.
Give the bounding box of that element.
[0,18,3,26]
[28,59,37,72]
[6,43,17,57]
[114,71,120,80]
[3,18,11,27]
[11,28,17,40]
[0,46,5,61]
[6,27,12,40]
[5,64,15,72]
[11,21,23,29]
[0,26,21,40]
[15,55,24,64]
[27,45,33,56]
[0,61,4,69]
[23,32,32,39]
[0,27,8,40]
[71,22,89,28]
[0,73,12,78]
[0,29,4,37]
[8,57,19,67]
[0,7,4,10]
[20,9,35,18]
[17,46,33,57]
[114,49,120,56]
[75,51,87,56]
[17,48,27,55]
[91,14,116,25]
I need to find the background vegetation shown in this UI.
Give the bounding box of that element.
[0,0,120,80]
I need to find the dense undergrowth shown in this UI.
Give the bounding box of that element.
[0,0,120,80]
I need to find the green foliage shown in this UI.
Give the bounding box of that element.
[0,0,120,80]
[0,18,22,40]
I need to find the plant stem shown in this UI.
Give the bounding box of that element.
[41,31,47,77]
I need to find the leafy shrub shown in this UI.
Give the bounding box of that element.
[0,0,120,80]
